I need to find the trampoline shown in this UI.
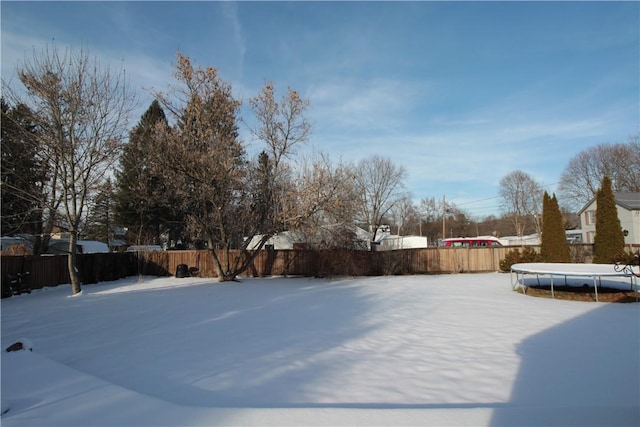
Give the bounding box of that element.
[510,262,639,302]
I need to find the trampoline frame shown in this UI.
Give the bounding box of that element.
[510,262,639,302]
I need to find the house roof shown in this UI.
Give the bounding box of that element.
[613,192,640,210]
[578,192,640,214]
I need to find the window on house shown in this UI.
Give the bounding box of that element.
[585,210,596,225]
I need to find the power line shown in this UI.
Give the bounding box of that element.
[453,181,563,208]
[456,195,501,207]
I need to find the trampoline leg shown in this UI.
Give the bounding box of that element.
[511,270,524,292]
[551,276,554,299]
[593,276,598,302]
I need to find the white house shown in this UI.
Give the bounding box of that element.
[375,235,429,251]
[578,192,640,246]
[245,227,372,251]
[245,230,305,250]
[498,234,541,246]
[47,239,110,254]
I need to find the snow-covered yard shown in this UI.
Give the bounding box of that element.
[1,273,638,426]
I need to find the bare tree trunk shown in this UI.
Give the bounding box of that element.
[232,234,272,278]
[208,234,272,282]
[209,248,235,282]
[12,44,135,296]
[68,231,81,294]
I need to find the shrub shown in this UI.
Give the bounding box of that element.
[614,250,638,266]
[499,247,541,272]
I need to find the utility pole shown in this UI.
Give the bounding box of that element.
[442,195,446,240]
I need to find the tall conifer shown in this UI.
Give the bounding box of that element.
[115,100,175,245]
[1,100,43,237]
[593,176,625,263]
[540,192,570,262]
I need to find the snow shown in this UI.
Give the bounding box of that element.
[126,245,164,252]
[1,273,638,426]
[512,262,640,277]
[46,239,110,254]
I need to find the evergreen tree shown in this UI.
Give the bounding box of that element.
[0,99,45,237]
[115,100,179,245]
[251,151,275,227]
[154,53,256,280]
[83,179,115,245]
[593,176,625,263]
[540,192,570,262]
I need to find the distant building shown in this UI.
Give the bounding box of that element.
[498,231,585,246]
[375,235,429,251]
[565,230,584,244]
[498,234,541,246]
[0,235,34,252]
[246,227,372,251]
[126,245,163,252]
[578,192,640,245]
[47,239,110,255]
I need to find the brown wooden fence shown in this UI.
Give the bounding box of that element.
[0,244,610,297]
[1,252,137,297]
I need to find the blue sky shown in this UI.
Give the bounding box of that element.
[2,1,638,217]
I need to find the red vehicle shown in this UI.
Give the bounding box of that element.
[442,237,502,248]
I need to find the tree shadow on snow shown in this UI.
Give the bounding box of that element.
[13,277,384,408]
[490,302,639,426]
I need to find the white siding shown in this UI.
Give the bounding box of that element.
[579,199,640,245]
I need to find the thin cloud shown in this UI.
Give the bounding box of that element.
[2,1,637,218]
[218,2,247,81]
[309,78,428,132]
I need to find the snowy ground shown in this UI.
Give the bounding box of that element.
[1,273,638,426]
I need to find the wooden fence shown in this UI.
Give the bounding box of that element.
[1,252,138,297]
[127,246,515,278]
[0,245,603,297]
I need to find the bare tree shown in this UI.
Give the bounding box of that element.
[11,45,135,294]
[353,155,407,245]
[153,53,253,281]
[248,82,311,177]
[391,196,414,237]
[558,135,640,211]
[418,197,444,243]
[443,204,474,239]
[154,54,352,280]
[248,81,312,235]
[499,170,543,238]
[289,151,359,247]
